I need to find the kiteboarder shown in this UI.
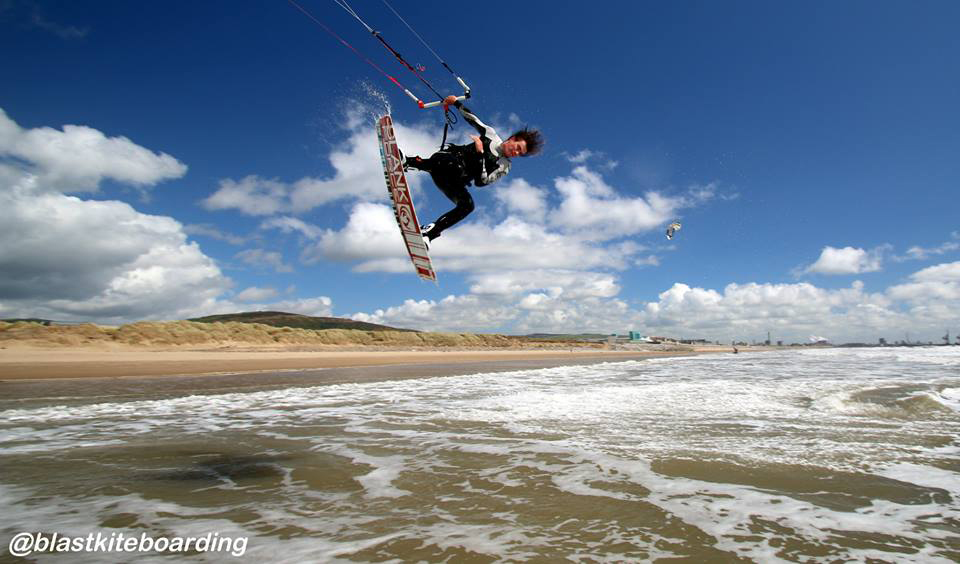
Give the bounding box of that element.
[403,95,543,242]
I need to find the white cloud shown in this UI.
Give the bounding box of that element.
[351,294,518,333]
[493,178,547,222]
[194,295,335,318]
[636,255,661,267]
[260,216,323,239]
[628,275,951,343]
[566,149,596,164]
[564,149,618,170]
[0,169,230,322]
[235,286,279,302]
[349,256,960,343]
[0,108,230,323]
[235,249,293,273]
[261,296,333,317]
[468,270,620,299]
[0,108,186,193]
[800,245,888,275]
[201,106,438,215]
[892,233,960,262]
[886,261,960,304]
[304,202,408,272]
[202,175,290,216]
[309,204,647,274]
[549,166,712,240]
[184,223,250,245]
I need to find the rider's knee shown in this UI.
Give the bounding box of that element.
[458,195,475,214]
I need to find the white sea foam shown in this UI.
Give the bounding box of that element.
[937,387,960,411]
[876,463,960,493]
[2,348,958,561]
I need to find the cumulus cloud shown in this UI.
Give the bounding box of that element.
[564,149,618,170]
[799,245,889,276]
[348,255,960,343]
[260,216,323,239]
[261,296,333,317]
[207,295,334,317]
[493,178,547,222]
[202,176,290,216]
[468,270,620,299]
[892,232,960,262]
[630,273,958,343]
[0,108,232,323]
[351,294,518,333]
[549,166,713,240]
[566,149,597,164]
[234,286,279,302]
[0,170,231,322]
[0,108,186,193]
[308,202,648,274]
[304,202,408,272]
[201,106,438,215]
[886,261,960,304]
[306,159,698,275]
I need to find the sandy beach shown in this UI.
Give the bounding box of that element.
[0,347,714,380]
[0,320,737,381]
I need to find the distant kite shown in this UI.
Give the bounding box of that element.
[665,221,682,240]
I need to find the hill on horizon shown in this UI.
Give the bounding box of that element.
[187,311,417,333]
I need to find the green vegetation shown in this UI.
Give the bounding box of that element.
[1,318,51,325]
[188,311,415,333]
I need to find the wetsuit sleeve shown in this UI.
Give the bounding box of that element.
[455,102,502,145]
[479,158,511,186]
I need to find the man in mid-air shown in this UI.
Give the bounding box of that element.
[404,95,543,242]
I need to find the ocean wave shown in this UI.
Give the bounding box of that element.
[814,389,957,420]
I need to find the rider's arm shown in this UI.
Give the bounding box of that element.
[478,158,511,186]
[445,95,502,149]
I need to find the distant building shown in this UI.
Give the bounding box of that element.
[628,331,656,343]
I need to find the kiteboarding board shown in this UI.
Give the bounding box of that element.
[376,114,437,283]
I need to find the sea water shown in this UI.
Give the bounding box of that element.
[1,347,958,562]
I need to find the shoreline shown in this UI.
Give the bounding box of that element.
[0,347,733,381]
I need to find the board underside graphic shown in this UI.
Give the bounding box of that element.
[376,114,437,283]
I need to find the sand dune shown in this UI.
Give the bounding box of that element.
[0,320,540,350]
[0,321,736,381]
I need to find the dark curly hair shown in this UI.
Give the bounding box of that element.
[509,127,544,156]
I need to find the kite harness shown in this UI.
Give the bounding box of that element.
[287,0,471,147]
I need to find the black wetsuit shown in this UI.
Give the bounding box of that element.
[406,101,512,240]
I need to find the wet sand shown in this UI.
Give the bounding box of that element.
[0,348,714,381]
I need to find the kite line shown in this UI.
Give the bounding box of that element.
[288,0,470,109]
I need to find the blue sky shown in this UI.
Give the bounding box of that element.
[2,0,958,343]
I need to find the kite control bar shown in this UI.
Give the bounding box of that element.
[419,91,470,109]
